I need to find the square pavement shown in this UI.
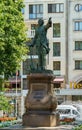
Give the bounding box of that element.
[0,124,74,130]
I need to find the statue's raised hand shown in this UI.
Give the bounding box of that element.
[48,17,52,25]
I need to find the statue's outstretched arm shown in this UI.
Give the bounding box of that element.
[45,17,52,30]
[48,17,52,26]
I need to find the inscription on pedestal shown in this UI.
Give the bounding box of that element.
[31,83,47,101]
[33,90,44,100]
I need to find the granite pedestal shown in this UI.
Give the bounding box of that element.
[22,72,60,127]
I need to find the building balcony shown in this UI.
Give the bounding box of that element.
[27,30,35,38]
[54,88,82,96]
[5,89,21,97]
[53,70,61,76]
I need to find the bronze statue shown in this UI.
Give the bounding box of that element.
[29,17,52,70]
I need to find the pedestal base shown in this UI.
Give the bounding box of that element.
[23,72,59,127]
[23,113,59,127]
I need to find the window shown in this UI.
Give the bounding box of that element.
[23,58,38,75]
[75,41,82,50]
[53,42,60,56]
[48,3,64,13]
[74,21,82,31]
[29,4,43,19]
[54,83,60,88]
[72,95,82,101]
[53,23,60,37]
[23,59,30,75]
[21,8,25,14]
[57,109,71,114]
[23,79,27,89]
[12,70,20,76]
[75,60,82,70]
[53,61,60,70]
[72,110,80,117]
[31,24,37,30]
[75,4,82,12]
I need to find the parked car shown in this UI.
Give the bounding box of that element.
[73,104,82,121]
[56,105,80,121]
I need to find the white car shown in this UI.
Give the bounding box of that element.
[56,105,80,120]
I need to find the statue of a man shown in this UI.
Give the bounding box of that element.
[30,17,52,70]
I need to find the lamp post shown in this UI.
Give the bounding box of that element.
[20,61,24,117]
[15,71,18,118]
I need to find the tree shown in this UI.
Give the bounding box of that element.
[0,0,29,79]
[0,93,11,112]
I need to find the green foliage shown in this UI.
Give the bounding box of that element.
[72,125,82,130]
[0,93,11,111]
[0,0,29,79]
[0,78,9,91]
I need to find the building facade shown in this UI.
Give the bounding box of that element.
[22,0,82,103]
[5,0,82,116]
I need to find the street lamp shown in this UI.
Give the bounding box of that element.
[15,71,18,118]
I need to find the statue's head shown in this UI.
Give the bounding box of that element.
[38,18,44,26]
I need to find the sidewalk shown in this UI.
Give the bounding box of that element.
[0,124,74,130]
